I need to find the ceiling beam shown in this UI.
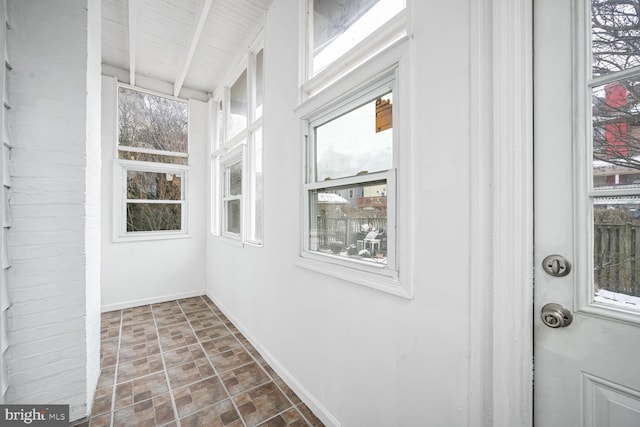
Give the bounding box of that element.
[173,0,213,97]
[128,0,137,86]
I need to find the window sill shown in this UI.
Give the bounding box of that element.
[296,253,412,299]
[113,232,191,243]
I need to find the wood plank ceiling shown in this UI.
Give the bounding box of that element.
[101,0,269,99]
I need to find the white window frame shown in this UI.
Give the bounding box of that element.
[211,32,264,246]
[300,0,408,100]
[220,146,245,240]
[296,39,412,299]
[114,161,189,241]
[114,84,190,241]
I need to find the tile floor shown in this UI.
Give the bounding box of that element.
[71,296,325,427]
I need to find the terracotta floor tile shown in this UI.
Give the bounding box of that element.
[120,325,158,346]
[100,338,119,368]
[155,313,188,328]
[122,305,152,316]
[178,297,212,313]
[185,309,219,323]
[296,404,323,427]
[256,408,309,427]
[101,318,121,341]
[274,378,302,406]
[201,335,242,357]
[153,305,183,319]
[209,348,254,373]
[152,301,180,312]
[220,362,271,396]
[115,372,169,410]
[86,412,112,427]
[162,344,206,368]
[233,382,292,427]
[194,325,230,342]
[158,322,198,351]
[113,392,175,427]
[118,340,161,363]
[189,316,225,331]
[91,387,113,417]
[167,358,216,389]
[234,333,251,347]
[96,365,115,391]
[179,399,243,427]
[102,310,122,321]
[117,353,164,383]
[173,376,229,418]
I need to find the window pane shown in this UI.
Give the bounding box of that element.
[127,171,182,200]
[315,93,392,181]
[126,203,182,232]
[229,70,248,139]
[592,78,640,189]
[118,87,188,153]
[118,151,188,165]
[592,0,640,77]
[225,200,241,234]
[593,198,640,311]
[227,162,242,196]
[255,50,264,119]
[250,128,263,242]
[312,0,405,74]
[309,180,387,264]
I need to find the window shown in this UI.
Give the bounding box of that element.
[299,1,410,297]
[212,42,264,245]
[303,0,407,97]
[303,75,396,274]
[116,85,189,239]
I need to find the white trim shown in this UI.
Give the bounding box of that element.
[492,0,533,426]
[206,292,342,427]
[468,0,494,424]
[101,290,205,312]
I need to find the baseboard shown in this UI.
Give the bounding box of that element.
[101,290,205,312]
[206,291,342,427]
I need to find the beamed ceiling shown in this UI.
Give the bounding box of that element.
[101,0,270,100]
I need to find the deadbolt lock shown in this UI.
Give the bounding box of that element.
[542,255,571,277]
[541,303,573,328]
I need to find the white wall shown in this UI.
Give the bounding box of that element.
[206,1,485,425]
[100,76,208,311]
[5,0,101,420]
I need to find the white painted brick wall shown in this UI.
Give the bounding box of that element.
[5,0,100,421]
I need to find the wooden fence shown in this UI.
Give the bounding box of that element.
[594,223,640,297]
[316,216,386,248]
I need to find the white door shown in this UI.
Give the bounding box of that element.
[535,0,640,425]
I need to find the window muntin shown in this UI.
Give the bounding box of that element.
[311,0,405,76]
[118,86,188,161]
[304,77,396,271]
[315,92,393,181]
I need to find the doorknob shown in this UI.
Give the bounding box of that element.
[541,303,573,328]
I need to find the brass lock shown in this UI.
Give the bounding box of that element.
[541,303,573,328]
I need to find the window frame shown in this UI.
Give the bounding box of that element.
[211,34,264,246]
[220,146,245,240]
[300,0,408,100]
[114,84,190,241]
[296,40,412,298]
[114,160,189,241]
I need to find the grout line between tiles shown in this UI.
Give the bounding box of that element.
[151,303,182,427]
[178,296,249,427]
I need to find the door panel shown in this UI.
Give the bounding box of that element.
[535,0,640,425]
